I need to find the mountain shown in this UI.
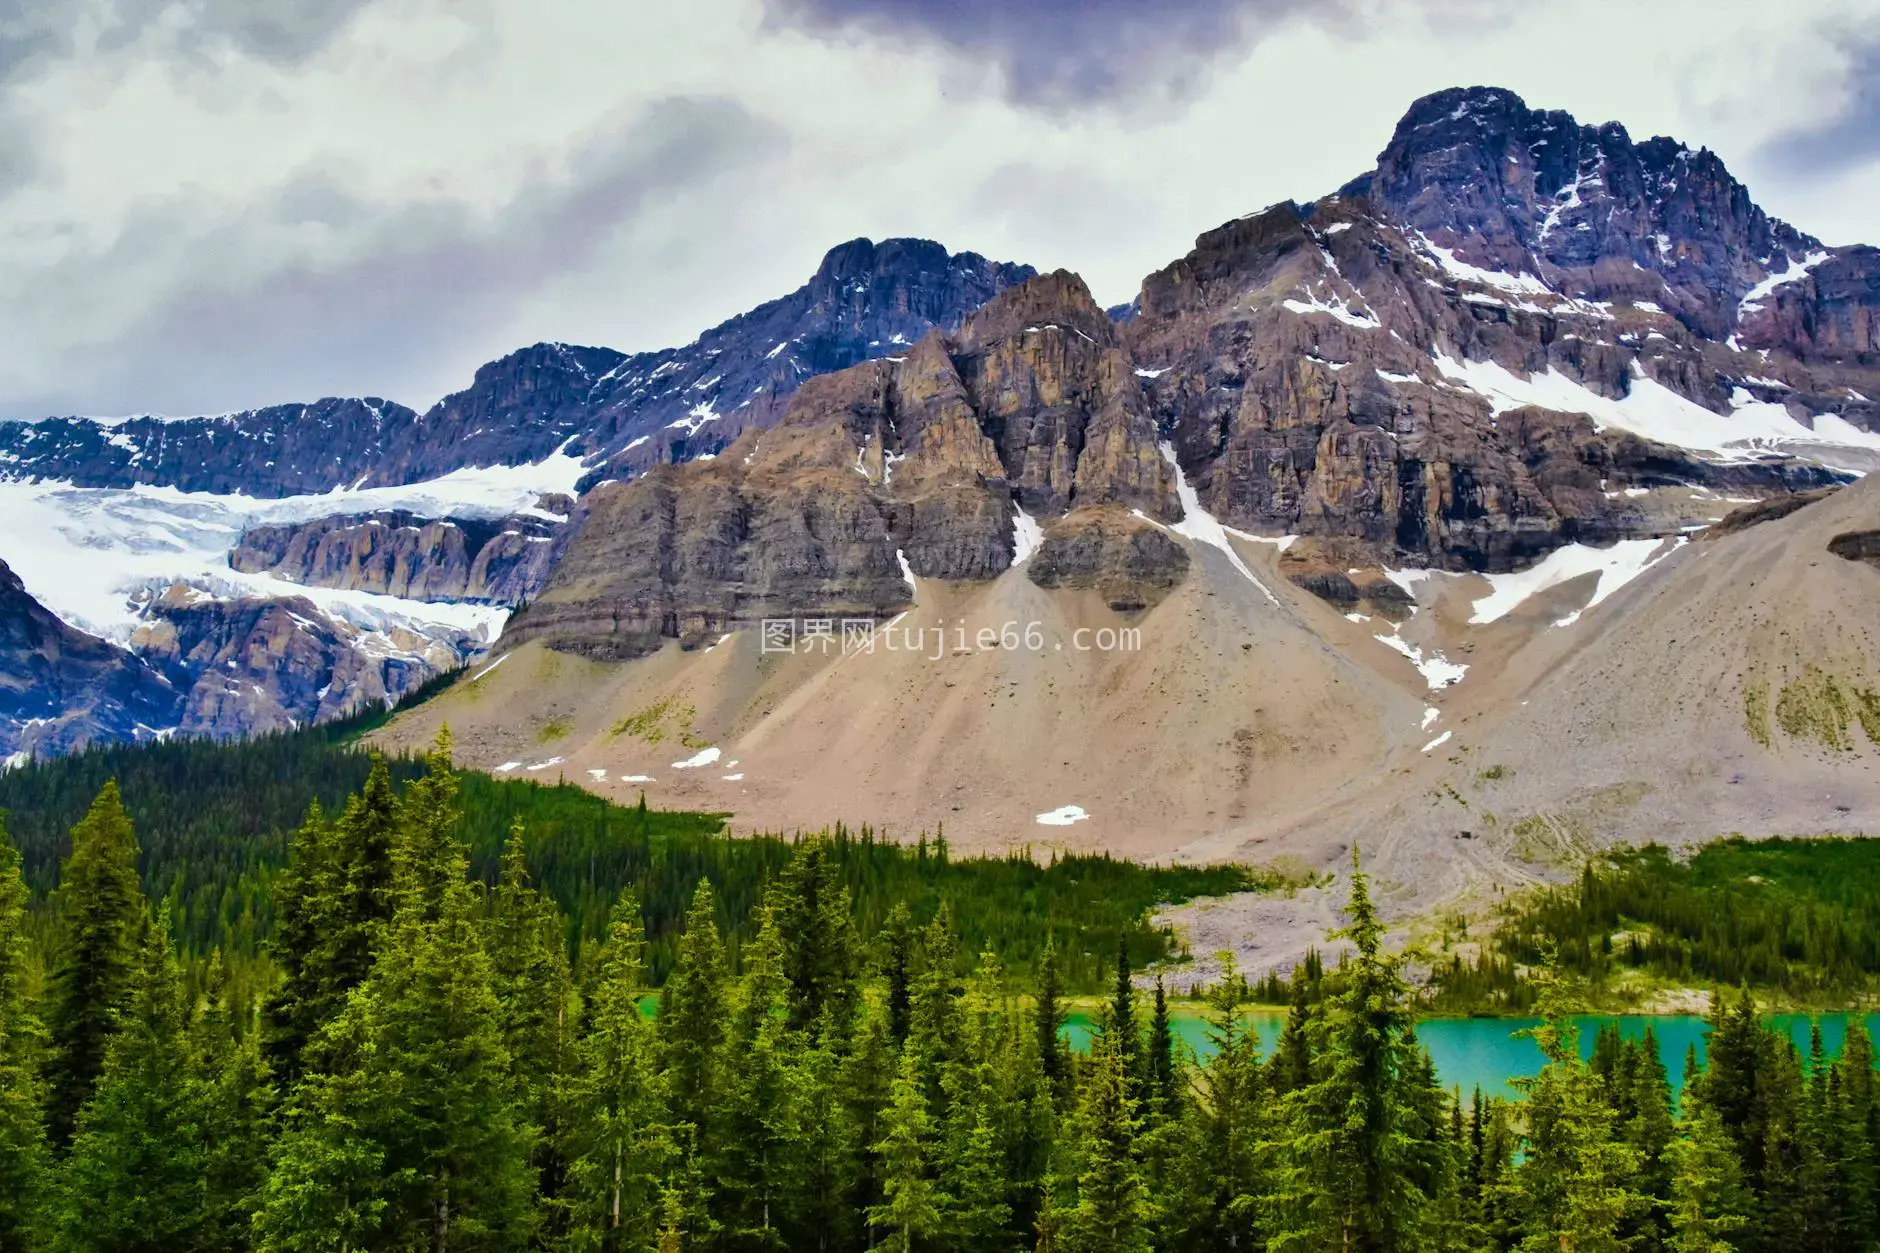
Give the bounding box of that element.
[363,86,1880,935]
[0,238,1033,743]
[0,558,181,762]
[0,238,1034,497]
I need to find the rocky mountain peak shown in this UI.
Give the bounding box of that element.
[1346,85,1821,339]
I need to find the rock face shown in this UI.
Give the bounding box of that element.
[128,586,483,739]
[1828,530,1880,568]
[1126,87,1878,581]
[0,239,1034,498]
[229,508,563,605]
[0,559,182,760]
[1027,508,1190,611]
[507,271,1185,655]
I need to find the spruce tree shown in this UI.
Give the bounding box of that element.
[484,822,574,1222]
[878,903,915,1046]
[44,782,146,1145]
[259,803,339,1079]
[1058,1021,1150,1253]
[1034,938,1069,1096]
[773,839,859,1038]
[1510,960,1642,1253]
[1269,853,1434,1252]
[51,908,208,1252]
[0,820,47,1251]
[1189,953,1263,1249]
[870,1048,942,1252]
[1107,937,1140,1096]
[1668,1099,1751,1253]
[257,775,536,1253]
[1269,975,1312,1096]
[562,894,671,1251]
[1145,977,1179,1119]
[661,881,727,1159]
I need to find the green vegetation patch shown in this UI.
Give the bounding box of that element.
[1775,663,1855,750]
[1742,676,1772,747]
[1432,835,1880,1011]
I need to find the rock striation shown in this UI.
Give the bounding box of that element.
[506,271,1184,655]
[229,507,564,605]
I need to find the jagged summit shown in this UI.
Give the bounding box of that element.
[1341,85,1821,340]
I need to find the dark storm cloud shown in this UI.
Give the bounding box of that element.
[762,0,1333,106]
[5,95,784,418]
[1755,37,1880,180]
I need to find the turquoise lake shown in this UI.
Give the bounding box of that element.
[1063,1011,1880,1100]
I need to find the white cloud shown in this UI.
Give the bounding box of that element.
[1,0,1877,418]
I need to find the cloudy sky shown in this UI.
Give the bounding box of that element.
[5,0,1879,419]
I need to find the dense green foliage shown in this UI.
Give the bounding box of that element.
[5,762,1875,1251]
[1430,839,1880,1011]
[0,721,1252,992]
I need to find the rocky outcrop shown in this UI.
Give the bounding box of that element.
[506,272,1184,655]
[1828,530,1880,568]
[1027,507,1189,611]
[0,239,1034,499]
[128,586,481,738]
[0,559,182,760]
[230,508,562,605]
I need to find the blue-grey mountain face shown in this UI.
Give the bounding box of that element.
[0,238,1035,498]
[0,558,181,761]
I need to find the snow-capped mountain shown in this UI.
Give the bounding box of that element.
[9,85,1880,769]
[0,239,1035,756]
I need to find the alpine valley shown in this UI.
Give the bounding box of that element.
[10,86,1880,922]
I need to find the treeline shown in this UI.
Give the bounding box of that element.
[0,724,1252,991]
[2,743,1875,1250]
[1430,839,1880,1010]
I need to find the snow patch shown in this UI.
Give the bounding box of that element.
[1375,631,1468,690]
[1468,539,1676,626]
[1422,707,1441,731]
[1158,443,1279,605]
[493,761,522,773]
[897,549,917,591]
[1012,507,1045,564]
[525,757,565,773]
[1430,352,1880,467]
[671,746,722,769]
[1422,731,1453,753]
[1036,805,1090,827]
[1282,290,1382,330]
[1737,250,1831,318]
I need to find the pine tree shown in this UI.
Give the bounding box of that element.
[0,820,47,1251]
[1668,1100,1751,1253]
[661,880,727,1157]
[1269,853,1434,1252]
[878,903,916,1046]
[1058,1021,1150,1253]
[44,782,146,1145]
[484,822,574,1223]
[257,783,536,1253]
[561,894,672,1251]
[870,1048,942,1252]
[1511,959,1642,1253]
[773,838,859,1038]
[50,907,209,1252]
[1034,938,1069,1097]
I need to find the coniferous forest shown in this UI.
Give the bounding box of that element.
[1,737,1878,1249]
